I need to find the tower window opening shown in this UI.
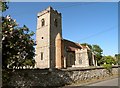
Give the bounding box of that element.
[79,59,82,64]
[41,18,45,27]
[41,52,43,60]
[54,19,58,27]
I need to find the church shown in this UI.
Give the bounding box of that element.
[35,6,97,69]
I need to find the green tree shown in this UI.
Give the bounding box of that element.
[115,54,120,65]
[1,1,8,48]
[103,56,116,65]
[2,3,36,69]
[0,1,8,12]
[81,43,103,66]
[92,45,103,65]
[103,55,116,73]
[81,43,92,49]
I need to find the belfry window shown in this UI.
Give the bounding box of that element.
[41,18,45,27]
[54,19,57,27]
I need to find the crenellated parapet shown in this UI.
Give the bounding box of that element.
[37,6,61,18]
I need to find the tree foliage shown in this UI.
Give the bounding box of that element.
[102,55,116,73]
[0,1,9,12]
[92,45,103,65]
[81,43,103,65]
[81,43,92,49]
[115,54,120,65]
[92,45,103,55]
[2,14,36,68]
[103,56,116,65]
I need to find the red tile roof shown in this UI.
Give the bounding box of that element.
[63,39,82,52]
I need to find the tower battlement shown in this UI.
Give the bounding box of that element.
[37,6,61,17]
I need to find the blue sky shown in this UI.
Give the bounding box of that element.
[3,2,118,56]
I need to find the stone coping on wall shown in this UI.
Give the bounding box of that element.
[3,65,119,71]
[61,65,119,71]
[2,65,119,87]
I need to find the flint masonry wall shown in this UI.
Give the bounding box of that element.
[3,66,118,87]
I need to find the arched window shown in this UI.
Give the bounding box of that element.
[69,53,74,65]
[79,59,82,64]
[54,19,57,27]
[41,18,45,27]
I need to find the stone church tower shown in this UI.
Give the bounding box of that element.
[35,6,62,68]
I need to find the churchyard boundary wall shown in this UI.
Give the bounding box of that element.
[2,65,119,87]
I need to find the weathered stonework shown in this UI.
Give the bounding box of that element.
[35,6,62,68]
[74,49,89,67]
[55,33,63,68]
[3,66,118,87]
[35,6,97,69]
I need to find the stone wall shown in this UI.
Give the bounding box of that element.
[2,66,118,87]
